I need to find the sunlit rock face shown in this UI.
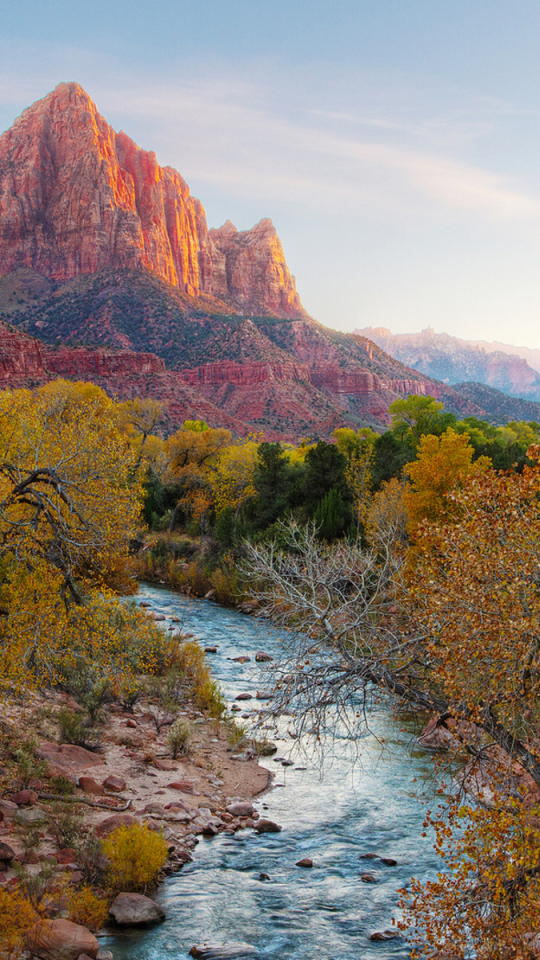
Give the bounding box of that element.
[0,83,307,318]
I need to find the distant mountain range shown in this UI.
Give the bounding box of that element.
[1,82,539,435]
[358,326,540,406]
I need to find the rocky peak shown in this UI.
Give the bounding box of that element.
[0,83,307,319]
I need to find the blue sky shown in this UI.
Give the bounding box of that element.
[3,1,540,346]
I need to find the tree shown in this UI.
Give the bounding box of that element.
[164,424,231,531]
[0,381,161,690]
[403,427,491,535]
[389,394,457,447]
[211,440,258,518]
[250,443,296,530]
[302,441,351,518]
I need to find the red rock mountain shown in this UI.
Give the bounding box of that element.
[1,84,532,435]
[0,82,307,319]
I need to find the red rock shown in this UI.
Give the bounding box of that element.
[55,849,77,865]
[0,841,15,862]
[167,781,197,793]
[29,918,98,959]
[95,814,135,838]
[296,858,313,868]
[0,84,306,320]
[126,719,138,728]
[154,759,177,771]
[36,743,104,777]
[253,819,282,834]
[78,777,105,797]
[11,789,38,805]
[102,776,126,792]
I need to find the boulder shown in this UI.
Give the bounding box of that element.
[11,789,38,805]
[36,743,104,777]
[55,849,77,865]
[235,693,253,701]
[96,951,114,960]
[226,802,255,817]
[95,814,135,838]
[154,758,177,771]
[79,777,105,796]
[255,651,273,662]
[0,841,15,862]
[189,943,258,958]
[360,873,378,883]
[296,858,313,867]
[0,798,20,819]
[103,776,126,792]
[253,819,282,834]
[30,918,98,959]
[370,929,402,941]
[109,892,166,926]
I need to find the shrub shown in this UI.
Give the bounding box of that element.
[67,885,108,932]
[167,641,225,717]
[57,708,94,747]
[47,803,85,849]
[74,829,105,885]
[0,889,38,958]
[102,822,168,892]
[166,719,191,758]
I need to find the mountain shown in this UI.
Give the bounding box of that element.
[0,83,531,436]
[0,81,306,319]
[467,338,540,377]
[357,326,540,404]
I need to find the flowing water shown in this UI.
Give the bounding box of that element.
[102,584,441,960]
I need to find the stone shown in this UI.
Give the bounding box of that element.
[154,758,177,771]
[103,776,126,792]
[189,943,258,958]
[254,820,282,834]
[296,858,313,868]
[95,814,135,838]
[77,955,95,960]
[55,849,77,865]
[0,841,15,862]
[360,873,378,883]
[126,719,138,728]
[30,918,98,959]
[258,873,271,881]
[204,646,218,653]
[255,651,273,662]
[359,852,378,859]
[204,590,217,600]
[167,781,197,793]
[256,691,272,700]
[370,929,402,941]
[235,693,253,701]
[16,807,47,824]
[36,743,104,777]
[79,777,105,797]
[109,892,166,926]
[226,802,255,817]
[380,857,398,866]
[231,656,251,663]
[0,799,20,819]
[96,952,114,960]
[11,789,38,805]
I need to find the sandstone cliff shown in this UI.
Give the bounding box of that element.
[0,83,306,318]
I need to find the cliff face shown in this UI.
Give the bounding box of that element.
[0,83,306,318]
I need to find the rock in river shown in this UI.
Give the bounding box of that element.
[109,892,166,926]
[189,943,258,958]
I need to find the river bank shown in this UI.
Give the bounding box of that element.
[0,589,275,958]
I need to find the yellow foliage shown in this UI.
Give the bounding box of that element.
[404,427,490,535]
[66,885,108,932]
[167,640,225,716]
[211,440,258,515]
[102,822,168,893]
[0,889,38,958]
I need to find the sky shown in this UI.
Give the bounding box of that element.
[3,1,540,346]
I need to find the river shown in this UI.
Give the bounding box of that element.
[102,583,441,960]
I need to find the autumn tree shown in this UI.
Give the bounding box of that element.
[164,422,232,531]
[0,380,161,690]
[403,427,491,535]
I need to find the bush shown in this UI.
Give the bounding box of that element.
[166,719,191,758]
[47,803,85,849]
[167,641,225,717]
[0,889,38,958]
[57,708,95,747]
[67,885,108,932]
[102,822,168,893]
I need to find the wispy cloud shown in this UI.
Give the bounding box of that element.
[1,45,540,225]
